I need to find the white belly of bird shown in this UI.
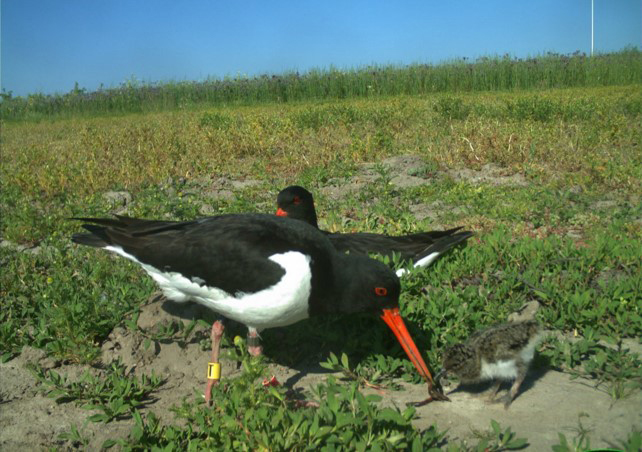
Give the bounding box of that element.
[479,335,540,381]
[105,246,312,330]
[480,359,518,381]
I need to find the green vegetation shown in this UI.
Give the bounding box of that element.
[31,360,163,423]
[468,420,527,451]
[542,335,641,400]
[106,347,444,451]
[1,52,640,448]
[551,414,594,452]
[1,49,640,121]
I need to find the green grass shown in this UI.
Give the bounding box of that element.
[1,49,640,121]
[1,70,640,448]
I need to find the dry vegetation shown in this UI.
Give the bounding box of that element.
[3,86,640,204]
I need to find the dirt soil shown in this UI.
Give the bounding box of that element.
[1,157,640,450]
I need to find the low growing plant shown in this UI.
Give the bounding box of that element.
[30,359,163,423]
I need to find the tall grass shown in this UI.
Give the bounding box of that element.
[2,49,641,121]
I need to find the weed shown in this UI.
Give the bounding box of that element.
[0,241,155,362]
[320,351,405,389]
[57,424,91,448]
[30,360,163,422]
[541,335,642,399]
[434,96,471,120]
[464,419,528,451]
[198,111,238,130]
[552,414,593,452]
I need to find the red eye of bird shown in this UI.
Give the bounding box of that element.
[374,287,388,296]
[293,196,301,205]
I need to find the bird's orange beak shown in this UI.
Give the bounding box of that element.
[380,307,434,385]
[276,208,288,217]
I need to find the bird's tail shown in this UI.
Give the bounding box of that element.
[71,223,112,248]
[414,229,474,264]
[70,215,197,248]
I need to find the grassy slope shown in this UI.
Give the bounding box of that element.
[1,83,640,448]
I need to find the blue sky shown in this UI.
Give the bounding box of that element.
[2,0,640,97]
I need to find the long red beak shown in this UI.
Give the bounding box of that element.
[276,208,288,217]
[381,307,434,385]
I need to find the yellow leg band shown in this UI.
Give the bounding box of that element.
[207,362,221,380]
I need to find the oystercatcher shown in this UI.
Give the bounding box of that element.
[276,186,473,277]
[432,319,541,409]
[72,214,445,403]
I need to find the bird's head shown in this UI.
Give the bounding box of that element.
[334,255,436,389]
[276,185,318,228]
[437,343,478,381]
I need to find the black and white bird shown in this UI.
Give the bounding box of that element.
[435,319,541,409]
[275,186,473,277]
[71,213,444,403]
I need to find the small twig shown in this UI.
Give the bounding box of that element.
[341,368,384,391]
[461,136,480,161]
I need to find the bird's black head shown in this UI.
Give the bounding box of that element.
[328,253,435,385]
[332,254,401,314]
[276,186,318,228]
[313,254,432,387]
[439,343,479,381]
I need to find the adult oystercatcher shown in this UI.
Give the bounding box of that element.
[276,185,473,277]
[433,319,541,409]
[71,213,445,403]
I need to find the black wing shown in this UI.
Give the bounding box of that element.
[327,227,473,262]
[72,214,334,295]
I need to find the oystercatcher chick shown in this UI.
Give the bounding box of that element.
[276,186,473,277]
[433,319,541,409]
[71,213,445,404]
